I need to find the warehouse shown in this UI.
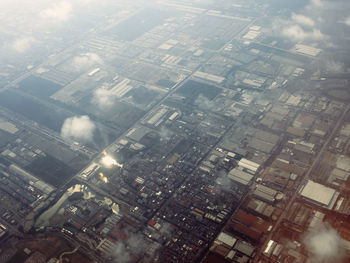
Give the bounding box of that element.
[299,180,339,209]
[228,168,254,185]
[238,159,260,173]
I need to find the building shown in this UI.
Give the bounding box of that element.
[294,44,321,56]
[0,224,7,239]
[253,184,279,203]
[299,180,339,209]
[246,198,275,218]
[210,232,237,260]
[234,240,255,257]
[238,159,260,173]
[228,168,254,186]
[97,238,118,256]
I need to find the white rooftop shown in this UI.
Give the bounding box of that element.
[294,44,321,56]
[300,180,337,207]
[217,232,237,247]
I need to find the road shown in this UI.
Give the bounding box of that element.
[59,245,80,263]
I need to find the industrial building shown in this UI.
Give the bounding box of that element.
[299,180,339,209]
[252,184,281,203]
[228,168,254,186]
[238,159,260,173]
[294,44,321,57]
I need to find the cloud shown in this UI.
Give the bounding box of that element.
[195,94,215,110]
[282,25,326,41]
[345,16,350,26]
[292,13,315,27]
[61,115,96,142]
[282,25,307,41]
[92,87,116,109]
[310,0,324,8]
[310,29,326,40]
[159,126,173,141]
[275,0,331,44]
[40,1,72,22]
[326,60,344,72]
[10,37,37,53]
[303,225,346,263]
[68,53,103,73]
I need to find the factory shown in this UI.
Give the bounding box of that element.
[299,180,339,209]
[294,44,321,57]
[228,168,254,186]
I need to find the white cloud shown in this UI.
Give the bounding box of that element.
[159,126,173,140]
[11,37,37,53]
[73,0,96,4]
[61,115,96,142]
[282,25,326,41]
[292,13,315,27]
[303,225,346,263]
[69,53,103,73]
[310,28,326,40]
[282,25,307,41]
[195,94,215,110]
[345,16,350,26]
[40,1,73,22]
[326,60,344,72]
[92,87,116,108]
[310,0,324,8]
[275,0,334,45]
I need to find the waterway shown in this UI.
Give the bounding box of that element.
[34,184,95,228]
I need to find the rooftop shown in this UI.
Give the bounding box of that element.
[300,180,338,208]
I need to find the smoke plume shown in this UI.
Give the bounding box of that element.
[111,242,131,263]
[215,170,234,192]
[110,233,159,263]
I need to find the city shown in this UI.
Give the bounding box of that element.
[0,0,349,262]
